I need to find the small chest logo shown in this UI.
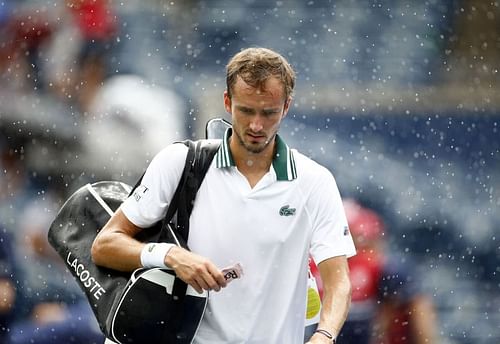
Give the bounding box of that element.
[279,205,296,216]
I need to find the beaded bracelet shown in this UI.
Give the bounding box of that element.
[314,329,336,343]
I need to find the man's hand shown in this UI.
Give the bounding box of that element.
[165,246,227,294]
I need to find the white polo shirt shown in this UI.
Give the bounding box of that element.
[122,129,356,344]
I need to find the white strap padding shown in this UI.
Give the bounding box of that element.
[86,184,114,217]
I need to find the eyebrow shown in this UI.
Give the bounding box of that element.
[236,105,254,112]
[262,108,280,114]
[236,105,281,114]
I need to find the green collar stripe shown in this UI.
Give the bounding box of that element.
[286,148,297,180]
[215,128,297,181]
[290,149,297,179]
[273,134,297,181]
[216,129,233,168]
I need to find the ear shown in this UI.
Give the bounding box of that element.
[223,90,232,114]
[282,96,292,118]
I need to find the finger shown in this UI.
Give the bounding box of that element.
[189,279,203,294]
[213,270,227,288]
[194,275,211,292]
[193,266,224,291]
[203,272,222,292]
[206,264,227,289]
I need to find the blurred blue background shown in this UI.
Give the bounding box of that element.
[0,0,498,343]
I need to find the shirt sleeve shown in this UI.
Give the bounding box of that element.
[121,142,188,228]
[308,167,356,264]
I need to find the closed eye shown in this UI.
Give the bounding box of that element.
[262,109,280,116]
[237,106,254,114]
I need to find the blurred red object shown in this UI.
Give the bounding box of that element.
[343,199,384,243]
[66,0,117,40]
[1,10,53,58]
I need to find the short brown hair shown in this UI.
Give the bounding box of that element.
[226,47,296,100]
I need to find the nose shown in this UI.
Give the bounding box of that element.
[249,115,264,133]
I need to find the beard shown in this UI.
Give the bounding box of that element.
[233,127,277,154]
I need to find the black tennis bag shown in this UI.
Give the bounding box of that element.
[48,139,220,343]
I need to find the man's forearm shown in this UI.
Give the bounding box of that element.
[314,256,352,340]
[92,231,144,271]
[317,274,351,338]
[91,208,146,271]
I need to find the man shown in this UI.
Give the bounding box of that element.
[92,47,356,343]
[340,199,438,344]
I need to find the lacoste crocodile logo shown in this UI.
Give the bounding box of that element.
[279,205,296,216]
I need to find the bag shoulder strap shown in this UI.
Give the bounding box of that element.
[162,139,221,248]
[162,139,220,333]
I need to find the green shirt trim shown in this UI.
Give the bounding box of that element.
[215,128,297,181]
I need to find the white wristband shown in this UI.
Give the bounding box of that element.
[140,243,175,268]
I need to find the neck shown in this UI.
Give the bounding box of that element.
[230,136,276,186]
